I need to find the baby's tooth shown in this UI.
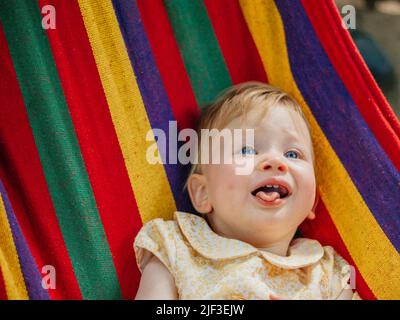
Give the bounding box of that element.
[266,184,272,188]
[273,185,279,188]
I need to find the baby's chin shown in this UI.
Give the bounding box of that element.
[245,206,308,228]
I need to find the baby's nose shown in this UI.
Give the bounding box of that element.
[257,157,288,173]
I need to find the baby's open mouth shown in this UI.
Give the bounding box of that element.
[251,184,290,202]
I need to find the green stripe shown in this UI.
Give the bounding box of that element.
[163,0,232,106]
[0,1,121,299]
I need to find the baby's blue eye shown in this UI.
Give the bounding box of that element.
[241,146,257,155]
[285,150,300,159]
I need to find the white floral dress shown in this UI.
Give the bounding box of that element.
[134,211,360,300]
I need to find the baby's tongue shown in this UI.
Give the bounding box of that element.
[256,190,280,202]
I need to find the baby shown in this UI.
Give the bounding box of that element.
[134,82,359,300]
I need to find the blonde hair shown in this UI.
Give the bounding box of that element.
[187,81,314,178]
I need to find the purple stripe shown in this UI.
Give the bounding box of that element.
[275,0,400,250]
[111,0,193,212]
[0,180,50,300]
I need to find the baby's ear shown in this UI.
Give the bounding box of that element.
[186,173,212,214]
[306,211,316,220]
[307,187,320,220]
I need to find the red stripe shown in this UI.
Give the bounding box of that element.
[0,269,7,300]
[39,0,143,299]
[137,0,200,130]
[203,0,268,84]
[302,0,400,170]
[300,200,376,300]
[0,23,81,300]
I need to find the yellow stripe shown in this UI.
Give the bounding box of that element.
[0,196,28,300]
[239,0,400,299]
[77,0,176,223]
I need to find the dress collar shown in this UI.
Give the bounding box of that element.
[175,211,324,269]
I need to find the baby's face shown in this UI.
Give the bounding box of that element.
[201,104,316,247]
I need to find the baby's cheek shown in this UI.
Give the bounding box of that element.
[302,176,317,209]
[211,165,248,199]
[224,173,245,191]
[225,179,236,191]
[293,168,315,203]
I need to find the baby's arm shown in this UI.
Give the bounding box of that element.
[135,255,178,300]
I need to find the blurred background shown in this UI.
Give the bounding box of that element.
[335,0,400,118]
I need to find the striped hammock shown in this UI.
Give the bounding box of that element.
[0,0,399,300]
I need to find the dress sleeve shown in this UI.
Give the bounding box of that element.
[331,248,357,299]
[320,246,358,299]
[133,218,178,277]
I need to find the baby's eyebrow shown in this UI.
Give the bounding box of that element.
[283,133,312,153]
